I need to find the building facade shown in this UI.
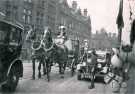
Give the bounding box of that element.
[56,0,91,45]
[91,29,118,50]
[0,0,91,59]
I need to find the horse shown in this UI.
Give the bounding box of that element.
[104,19,135,93]
[42,27,68,79]
[26,27,46,80]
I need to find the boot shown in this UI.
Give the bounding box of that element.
[88,83,95,89]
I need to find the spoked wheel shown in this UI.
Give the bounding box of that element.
[2,66,19,92]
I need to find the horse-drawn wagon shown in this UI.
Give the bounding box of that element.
[66,39,80,76]
[0,17,23,91]
[26,26,80,81]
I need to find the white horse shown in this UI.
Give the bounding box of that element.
[104,18,135,93]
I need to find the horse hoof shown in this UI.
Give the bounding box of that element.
[47,79,50,82]
[88,85,95,89]
[43,72,47,75]
[32,76,35,80]
[38,75,41,78]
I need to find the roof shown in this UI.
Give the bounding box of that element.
[59,0,67,4]
[0,12,24,30]
[0,19,24,31]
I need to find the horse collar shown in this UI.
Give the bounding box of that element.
[44,41,54,52]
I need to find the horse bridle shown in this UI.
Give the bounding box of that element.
[42,27,54,52]
[30,27,54,52]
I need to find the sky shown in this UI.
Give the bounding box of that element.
[67,0,135,36]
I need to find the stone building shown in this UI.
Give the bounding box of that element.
[91,29,118,50]
[0,0,57,59]
[0,0,34,59]
[0,0,91,59]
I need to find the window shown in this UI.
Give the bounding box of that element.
[9,27,22,44]
[0,22,8,41]
[28,10,31,15]
[36,18,40,25]
[24,0,32,3]
[27,16,30,24]
[23,9,26,13]
[10,27,18,42]
[28,0,32,3]
[0,30,6,41]
[41,0,45,7]
[37,12,40,16]
[22,15,26,23]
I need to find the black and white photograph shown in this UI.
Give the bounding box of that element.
[0,0,135,94]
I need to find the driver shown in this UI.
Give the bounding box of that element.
[56,25,67,45]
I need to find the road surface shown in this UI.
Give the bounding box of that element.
[1,61,135,94]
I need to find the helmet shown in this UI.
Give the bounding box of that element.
[59,25,66,30]
[84,39,88,42]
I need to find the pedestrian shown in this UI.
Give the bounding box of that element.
[106,52,111,67]
[88,49,98,89]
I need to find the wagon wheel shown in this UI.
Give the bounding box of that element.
[2,66,19,92]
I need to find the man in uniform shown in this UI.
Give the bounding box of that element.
[83,39,89,53]
[56,25,67,45]
[88,49,98,89]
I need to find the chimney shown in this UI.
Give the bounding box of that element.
[83,9,88,16]
[78,7,82,15]
[72,1,77,10]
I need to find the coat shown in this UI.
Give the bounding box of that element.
[91,53,98,65]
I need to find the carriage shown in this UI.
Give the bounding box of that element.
[66,39,80,76]
[26,26,80,81]
[0,17,23,91]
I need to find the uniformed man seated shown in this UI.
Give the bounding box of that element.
[55,25,67,45]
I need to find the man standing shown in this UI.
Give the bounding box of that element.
[88,49,98,89]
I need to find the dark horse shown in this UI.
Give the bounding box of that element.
[26,27,46,80]
[31,44,46,80]
[129,19,135,47]
[42,27,68,79]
